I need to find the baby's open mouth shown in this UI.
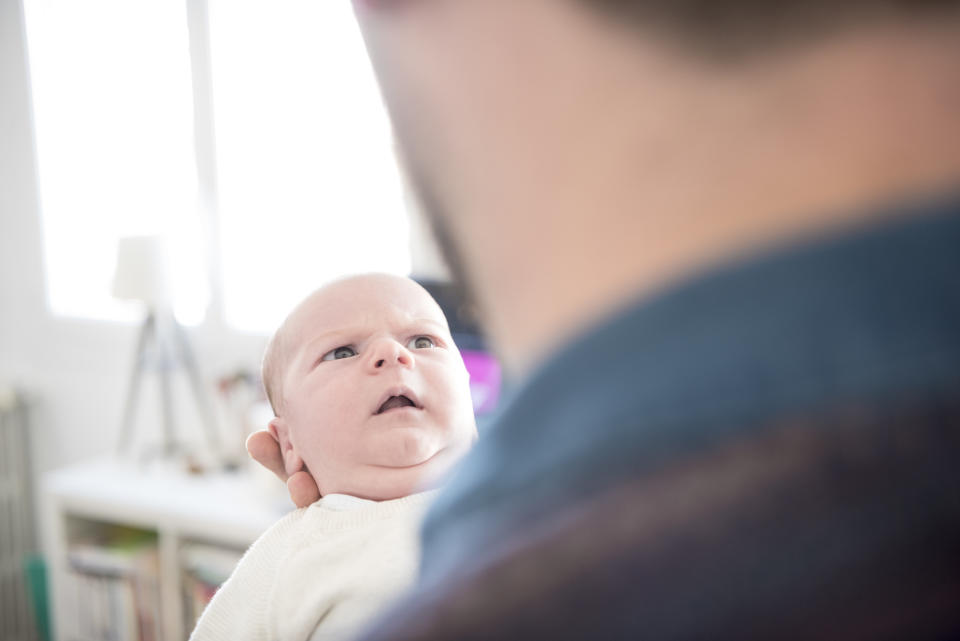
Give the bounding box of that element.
[373,386,422,415]
[377,395,417,414]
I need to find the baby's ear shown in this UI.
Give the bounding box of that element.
[268,417,304,478]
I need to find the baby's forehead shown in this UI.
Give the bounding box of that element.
[288,276,449,339]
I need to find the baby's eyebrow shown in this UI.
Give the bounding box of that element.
[299,319,450,359]
[303,329,352,348]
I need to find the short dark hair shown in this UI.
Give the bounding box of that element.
[577,0,960,55]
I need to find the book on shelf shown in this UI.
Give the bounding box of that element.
[62,526,160,641]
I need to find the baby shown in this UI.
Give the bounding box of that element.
[190,273,478,641]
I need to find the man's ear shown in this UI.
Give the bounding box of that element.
[268,417,305,478]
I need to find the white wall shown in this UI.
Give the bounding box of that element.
[0,0,448,477]
[0,0,63,473]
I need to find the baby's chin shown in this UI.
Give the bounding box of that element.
[367,426,445,469]
[322,430,472,501]
[338,445,449,501]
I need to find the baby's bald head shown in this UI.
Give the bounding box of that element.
[261,274,450,416]
[261,272,476,500]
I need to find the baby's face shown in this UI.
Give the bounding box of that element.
[275,275,477,500]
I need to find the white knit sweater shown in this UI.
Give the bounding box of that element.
[189,492,436,641]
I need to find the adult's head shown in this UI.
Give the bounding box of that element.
[353,0,960,374]
[263,273,477,500]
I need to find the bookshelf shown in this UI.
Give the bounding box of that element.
[43,458,287,641]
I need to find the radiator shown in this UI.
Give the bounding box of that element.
[0,389,39,641]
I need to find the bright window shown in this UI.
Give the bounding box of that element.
[23,0,207,324]
[25,0,413,333]
[208,0,411,333]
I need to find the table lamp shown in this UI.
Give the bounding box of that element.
[112,236,220,461]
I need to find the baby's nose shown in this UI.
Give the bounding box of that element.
[370,339,415,370]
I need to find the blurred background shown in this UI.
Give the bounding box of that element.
[0,1,500,639]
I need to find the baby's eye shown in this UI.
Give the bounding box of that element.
[408,336,435,350]
[322,345,358,361]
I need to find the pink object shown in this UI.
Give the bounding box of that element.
[461,350,502,415]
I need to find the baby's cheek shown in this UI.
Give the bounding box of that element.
[331,385,357,413]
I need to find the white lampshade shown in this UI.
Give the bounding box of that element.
[112,235,171,307]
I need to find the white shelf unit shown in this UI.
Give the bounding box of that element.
[43,458,287,641]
